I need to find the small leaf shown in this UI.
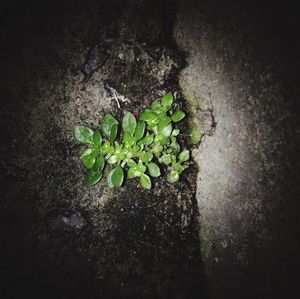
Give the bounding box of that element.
[122,112,137,135]
[141,151,153,163]
[93,131,102,146]
[123,132,135,147]
[112,165,124,188]
[134,121,146,140]
[179,149,190,162]
[81,148,92,156]
[102,140,111,152]
[128,167,140,178]
[106,145,114,154]
[146,123,156,130]
[140,111,159,124]
[114,143,124,152]
[171,110,185,122]
[160,123,172,138]
[152,144,163,156]
[109,123,118,144]
[128,167,136,179]
[100,114,118,137]
[126,159,136,168]
[137,163,147,173]
[151,100,162,113]
[80,149,96,169]
[174,163,182,172]
[139,134,154,146]
[84,170,102,187]
[147,162,161,177]
[169,170,179,183]
[157,115,172,131]
[159,154,172,165]
[94,154,105,172]
[161,137,170,145]
[170,136,180,153]
[132,145,140,153]
[161,92,173,108]
[140,173,151,189]
[181,164,189,171]
[91,146,100,157]
[74,125,94,144]
[117,153,126,160]
[172,129,180,136]
[108,155,118,164]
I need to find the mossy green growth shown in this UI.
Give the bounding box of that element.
[73,92,190,189]
[199,231,211,258]
[188,119,202,145]
[179,78,203,145]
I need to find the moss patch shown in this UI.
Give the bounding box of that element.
[199,230,212,259]
[179,77,204,145]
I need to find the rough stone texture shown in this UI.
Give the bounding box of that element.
[175,1,299,298]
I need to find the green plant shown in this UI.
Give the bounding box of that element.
[74,92,190,189]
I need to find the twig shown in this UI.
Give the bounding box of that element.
[106,86,131,109]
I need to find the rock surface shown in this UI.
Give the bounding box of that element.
[175,1,299,298]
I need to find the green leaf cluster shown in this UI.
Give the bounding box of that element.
[74,92,190,189]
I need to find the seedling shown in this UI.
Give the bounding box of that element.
[74,92,190,189]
